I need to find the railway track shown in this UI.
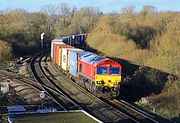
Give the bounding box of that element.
[40,52,84,110]
[0,50,172,123]
[42,53,153,123]
[29,50,82,111]
[0,70,42,93]
[0,70,74,109]
[0,70,68,98]
[27,50,174,123]
[104,99,171,123]
[0,70,56,110]
[47,53,173,123]
[29,50,135,122]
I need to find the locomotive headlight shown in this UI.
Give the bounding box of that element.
[114,82,120,85]
[96,81,100,84]
[97,81,104,84]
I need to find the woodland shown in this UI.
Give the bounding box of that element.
[0,4,179,120]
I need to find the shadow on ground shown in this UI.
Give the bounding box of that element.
[84,44,177,102]
[118,66,172,102]
[172,116,180,123]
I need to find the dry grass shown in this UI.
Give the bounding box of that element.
[87,12,180,119]
[146,79,180,118]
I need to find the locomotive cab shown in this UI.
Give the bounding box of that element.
[95,60,122,97]
[78,52,122,98]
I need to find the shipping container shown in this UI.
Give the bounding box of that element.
[53,44,57,62]
[58,45,74,67]
[71,35,76,45]
[54,44,59,64]
[65,36,72,45]
[70,34,87,46]
[69,50,85,77]
[61,48,83,72]
[62,36,69,44]
[81,34,87,45]
[55,44,65,66]
[53,37,63,41]
[53,43,73,65]
[75,34,84,46]
[51,41,64,58]
[63,36,70,45]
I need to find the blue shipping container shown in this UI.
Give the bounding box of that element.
[69,50,83,76]
[77,35,81,45]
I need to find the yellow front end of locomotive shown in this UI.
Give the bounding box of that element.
[95,75,121,88]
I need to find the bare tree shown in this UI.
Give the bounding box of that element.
[141,5,157,15]
[41,4,59,35]
[41,4,58,17]
[70,6,101,33]
[122,5,136,15]
[59,2,71,26]
[71,6,77,18]
[79,6,101,16]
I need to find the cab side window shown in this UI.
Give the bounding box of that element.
[79,64,82,72]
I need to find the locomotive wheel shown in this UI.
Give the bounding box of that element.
[91,82,97,96]
[117,90,120,96]
[111,90,120,98]
[89,81,94,91]
[82,78,87,88]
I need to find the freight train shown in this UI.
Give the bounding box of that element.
[51,34,122,98]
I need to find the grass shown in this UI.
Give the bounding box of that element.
[13,112,98,123]
[86,13,180,120]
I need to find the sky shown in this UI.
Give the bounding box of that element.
[0,0,179,13]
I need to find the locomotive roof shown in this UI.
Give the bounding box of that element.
[80,53,110,65]
[78,51,94,58]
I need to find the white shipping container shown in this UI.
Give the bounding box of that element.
[61,48,83,72]
[51,41,64,58]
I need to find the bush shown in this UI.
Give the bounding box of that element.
[87,11,180,119]
[0,40,12,63]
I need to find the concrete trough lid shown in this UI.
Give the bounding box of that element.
[7,106,26,112]
[35,109,57,113]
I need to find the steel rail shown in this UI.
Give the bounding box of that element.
[39,52,84,110]
[29,50,67,111]
[49,59,139,123]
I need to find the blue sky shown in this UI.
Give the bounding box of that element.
[0,0,179,13]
